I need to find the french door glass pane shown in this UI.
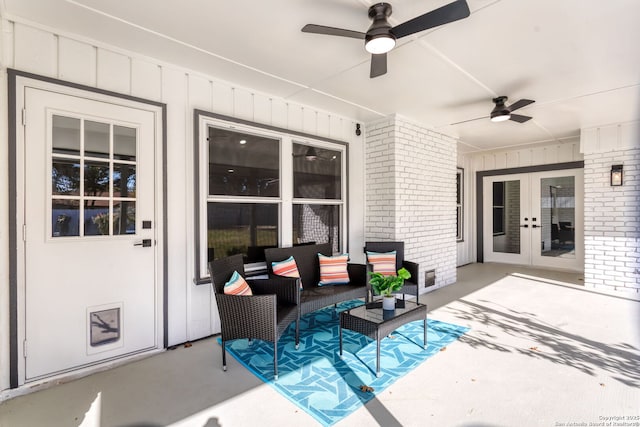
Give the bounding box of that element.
[207,202,279,262]
[493,180,520,254]
[541,176,576,258]
[208,127,280,197]
[292,144,342,200]
[293,204,340,253]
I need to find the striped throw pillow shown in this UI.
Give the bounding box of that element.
[318,253,350,286]
[223,271,252,296]
[271,256,303,289]
[366,251,397,276]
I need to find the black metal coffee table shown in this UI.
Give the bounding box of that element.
[339,299,427,377]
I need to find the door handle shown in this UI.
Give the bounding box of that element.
[531,224,542,229]
[520,224,529,228]
[134,239,152,247]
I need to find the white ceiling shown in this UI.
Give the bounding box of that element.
[3,0,639,152]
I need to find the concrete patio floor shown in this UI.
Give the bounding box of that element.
[1,263,638,427]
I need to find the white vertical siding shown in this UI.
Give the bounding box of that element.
[96,49,131,94]
[58,37,96,86]
[13,24,57,76]
[0,18,364,377]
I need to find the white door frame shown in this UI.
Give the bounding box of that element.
[8,70,166,388]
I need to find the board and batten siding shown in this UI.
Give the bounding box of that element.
[0,18,365,383]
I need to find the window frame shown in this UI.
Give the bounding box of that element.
[194,110,348,283]
[48,111,140,240]
[456,167,464,242]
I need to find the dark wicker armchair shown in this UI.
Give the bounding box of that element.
[364,241,428,304]
[209,254,299,380]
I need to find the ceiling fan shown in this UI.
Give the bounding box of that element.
[450,96,536,125]
[489,96,535,123]
[301,0,471,78]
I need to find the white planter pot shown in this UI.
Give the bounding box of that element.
[382,296,396,310]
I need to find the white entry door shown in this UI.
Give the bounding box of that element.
[19,86,162,382]
[483,169,584,271]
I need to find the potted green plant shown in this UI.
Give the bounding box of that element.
[369,267,411,310]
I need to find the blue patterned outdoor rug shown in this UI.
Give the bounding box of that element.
[219,299,469,426]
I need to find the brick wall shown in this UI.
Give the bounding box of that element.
[365,115,457,289]
[583,148,640,293]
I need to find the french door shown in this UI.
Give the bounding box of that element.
[483,169,583,271]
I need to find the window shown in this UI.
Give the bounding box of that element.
[456,168,463,242]
[492,181,505,235]
[51,115,137,238]
[293,143,343,253]
[196,112,347,279]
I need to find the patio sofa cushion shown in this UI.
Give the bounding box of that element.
[264,243,367,322]
[223,271,252,296]
[318,253,350,286]
[271,256,303,288]
[366,250,397,276]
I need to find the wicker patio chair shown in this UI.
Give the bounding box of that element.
[209,254,299,380]
[364,241,430,304]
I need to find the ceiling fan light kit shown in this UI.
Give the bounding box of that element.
[301,0,470,78]
[490,114,511,122]
[364,3,396,54]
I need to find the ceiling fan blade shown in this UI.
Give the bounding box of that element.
[508,99,535,112]
[509,114,532,123]
[391,0,471,39]
[370,53,387,78]
[448,115,489,126]
[301,24,365,39]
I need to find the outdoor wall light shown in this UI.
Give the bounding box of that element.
[611,164,623,186]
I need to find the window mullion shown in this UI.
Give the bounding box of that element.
[280,136,293,247]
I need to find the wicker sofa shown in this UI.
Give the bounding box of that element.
[264,243,368,347]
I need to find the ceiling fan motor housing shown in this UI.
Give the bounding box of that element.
[490,96,510,119]
[365,3,396,48]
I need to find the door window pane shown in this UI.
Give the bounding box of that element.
[84,120,110,158]
[541,176,576,258]
[293,144,341,199]
[293,204,340,253]
[114,125,136,161]
[52,115,80,155]
[52,199,80,237]
[208,127,280,197]
[85,201,110,236]
[84,161,110,197]
[493,180,520,254]
[114,164,136,197]
[207,203,279,263]
[114,201,136,235]
[52,158,80,196]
